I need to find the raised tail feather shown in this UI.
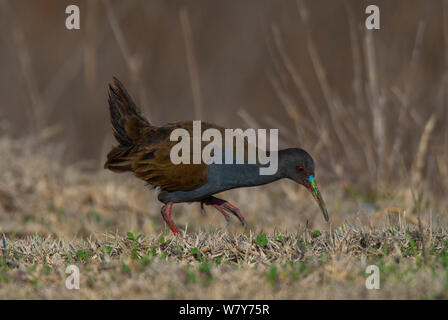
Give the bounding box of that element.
[105,77,151,172]
[108,77,150,146]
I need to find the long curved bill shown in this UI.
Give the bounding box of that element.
[307,175,329,222]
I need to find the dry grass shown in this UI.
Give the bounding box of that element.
[1,227,448,299]
[0,1,447,300]
[0,137,447,299]
[261,0,448,194]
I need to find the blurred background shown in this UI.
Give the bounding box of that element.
[0,0,447,235]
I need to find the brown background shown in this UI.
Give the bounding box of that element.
[0,0,446,191]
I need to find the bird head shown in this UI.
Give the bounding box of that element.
[281,148,329,222]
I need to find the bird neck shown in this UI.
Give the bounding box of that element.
[204,149,295,191]
[243,148,297,184]
[233,149,291,187]
[251,164,285,186]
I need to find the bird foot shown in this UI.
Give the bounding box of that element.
[161,198,247,236]
[202,196,247,228]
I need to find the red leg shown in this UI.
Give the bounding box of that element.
[203,196,247,228]
[201,200,231,224]
[211,204,231,225]
[161,202,181,236]
[221,201,247,227]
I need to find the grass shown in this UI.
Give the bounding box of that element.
[0,137,447,299]
[1,227,448,299]
[0,0,447,300]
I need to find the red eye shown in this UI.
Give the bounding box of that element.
[297,166,304,172]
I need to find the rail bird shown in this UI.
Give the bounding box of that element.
[104,78,329,235]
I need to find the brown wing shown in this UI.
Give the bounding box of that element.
[105,78,253,191]
[133,122,226,191]
[106,121,225,191]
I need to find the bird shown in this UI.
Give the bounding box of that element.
[104,77,329,236]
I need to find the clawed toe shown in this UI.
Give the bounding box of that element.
[221,202,247,228]
[202,196,247,228]
[211,204,231,225]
